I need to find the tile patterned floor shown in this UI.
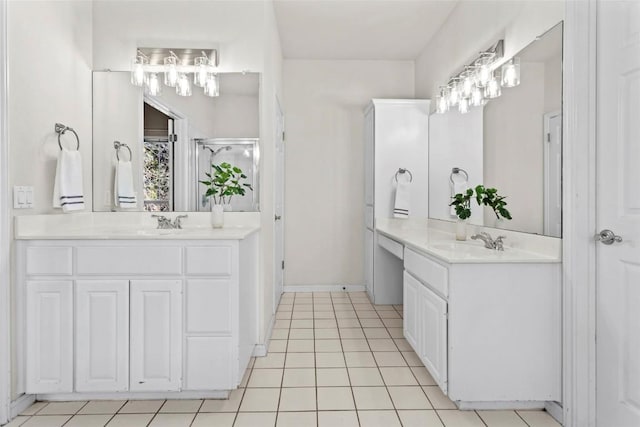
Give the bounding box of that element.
[8,292,562,427]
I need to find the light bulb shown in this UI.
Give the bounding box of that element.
[470,85,484,107]
[461,70,474,98]
[501,57,520,87]
[176,73,192,96]
[194,56,209,87]
[436,86,449,114]
[449,82,460,106]
[204,73,219,97]
[164,55,178,87]
[484,72,502,99]
[146,73,162,96]
[131,55,147,87]
[476,60,492,87]
[458,97,470,114]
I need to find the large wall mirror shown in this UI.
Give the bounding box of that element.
[429,22,563,237]
[92,71,260,212]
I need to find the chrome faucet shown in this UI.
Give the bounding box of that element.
[470,232,506,251]
[152,214,188,229]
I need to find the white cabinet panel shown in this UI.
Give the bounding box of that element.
[185,279,232,334]
[76,246,182,276]
[26,247,72,276]
[75,280,129,392]
[185,246,233,276]
[184,337,233,390]
[130,280,182,391]
[364,229,374,298]
[404,248,448,298]
[402,272,420,352]
[378,234,403,259]
[26,281,73,393]
[419,283,448,394]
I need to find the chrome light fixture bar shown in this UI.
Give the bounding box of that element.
[130,48,220,98]
[435,39,522,114]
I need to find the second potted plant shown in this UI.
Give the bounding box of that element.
[450,185,512,240]
[199,162,253,228]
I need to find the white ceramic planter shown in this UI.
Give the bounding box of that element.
[455,219,468,241]
[211,204,224,228]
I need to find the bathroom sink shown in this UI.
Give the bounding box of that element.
[430,241,507,256]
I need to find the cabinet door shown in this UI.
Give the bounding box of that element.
[26,281,73,393]
[130,280,182,391]
[365,229,374,298]
[419,284,448,394]
[76,280,129,392]
[402,272,420,352]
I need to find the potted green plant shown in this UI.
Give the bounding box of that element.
[450,188,474,240]
[450,185,512,240]
[199,162,252,228]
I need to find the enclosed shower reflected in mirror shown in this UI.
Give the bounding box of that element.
[195,138,260,212]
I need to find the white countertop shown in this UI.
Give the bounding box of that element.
[376,218,561,264]
[14,212,260,240]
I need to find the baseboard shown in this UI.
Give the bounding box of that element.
[456,400,546,410]
[37,390,229,401]
[253,313,275,357]
[282,284,365,293]
[544,401,563,425]
[10,394,35,418]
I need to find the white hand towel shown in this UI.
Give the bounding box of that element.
[393,180,411,218]
[114,160,137,209]
[450,180,468,217]
[52,148,85,212]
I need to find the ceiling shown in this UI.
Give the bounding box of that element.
[273,0,459,60]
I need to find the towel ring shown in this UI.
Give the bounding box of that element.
[394,168,413,183]
[55,123,79,151]
[114,141,132,161]
[449,167,469,185]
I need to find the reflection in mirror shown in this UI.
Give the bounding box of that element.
[428,22,563,237]
[92,71,260,212]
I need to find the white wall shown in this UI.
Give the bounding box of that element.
[415,0,564,103]
[283,60,414,287]
[8,0,93,400]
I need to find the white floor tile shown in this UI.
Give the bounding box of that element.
[78,401,126,415]
[247,368,284,388]
[289,329,314,339]
[388,386,432,409]
[314,339,342,352]
[315,352,346,368]
[344,351,377,367]
[291,319,314,328]
[357,410,402,427]
[374,351,408,367]
[36,402,87,415]
[234,412,277,427]
[315,319,338,328]
[411,366,437,385]
[200,389,245,412]
[368,339,398,352]
[191,413,235,427]
[517,410,562,427]
[20,402,48,416]
[359,318,384,328]
[393,338,413,351]
[317,411,359,427]
[316,367,350,386]
[423,386,457,410]
[276,411,317,427]
[282,368,316,387]
[285,352,316,368]
[348,367,384,386]
[341,339,370,352]
[397,410,444,427]
[288,339,315,352]
[64,415,112,427]
[339,328,365,339]
[363,328,391,339]
[21,416,71,427]
[380,367,419,386]
[106,414,155,427]
[4,416,30,427]
[477,410,528,426]
[254,353,286,369]
[268,339,288,352]
[278,387,317,411]
[317,387,356,410]
[352,387,394,410]
[159,399,202,413]
[271,329,289,340]
[118,400,164,414]
[239,388,281,412]
[436,410,485,427]
[314,328,340,339]
[148,413,195,427]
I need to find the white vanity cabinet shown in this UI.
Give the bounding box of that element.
[17,235,258,399]
[403,246,561,407]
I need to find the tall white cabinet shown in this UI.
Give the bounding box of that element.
[364,99,430,304]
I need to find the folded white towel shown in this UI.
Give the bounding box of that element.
[450,179,468,217]
[114,159,137,209]
[393,180,411,218]
[53,148,85,212]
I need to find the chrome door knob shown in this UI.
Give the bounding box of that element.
[595,229,623,245]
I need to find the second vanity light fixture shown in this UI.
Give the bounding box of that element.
[436,40,521,114]
[131,48,220,98]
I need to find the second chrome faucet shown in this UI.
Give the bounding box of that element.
[151,214,188,229]
[470,232,506,251]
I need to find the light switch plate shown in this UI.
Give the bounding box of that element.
[13,186,34,209]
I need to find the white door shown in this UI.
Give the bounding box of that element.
[274,98,285,310]
[75,280,129,392]
[25,281,73,393]
[130,280,182,391]
[402,272,420,351]
[418,283,448,394]
[543,111,562,237]
[596,1,640,425]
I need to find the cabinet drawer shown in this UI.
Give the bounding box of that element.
[378,234,403,259]
[26,247,72,276]
[185,246,233,276]
[76,246,182,275]
[404,248,448,298]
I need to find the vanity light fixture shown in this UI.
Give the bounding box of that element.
[461,67,475,98]
[501,57,521,88]
[470,85,485,107]
[484,71,502,99]
[436,86,450,114]
[448,78,461,107]
[458,97,470,114]
[130,48,220,97]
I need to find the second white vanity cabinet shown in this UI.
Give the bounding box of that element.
[18,234,258,399]
[403,246,561,407]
